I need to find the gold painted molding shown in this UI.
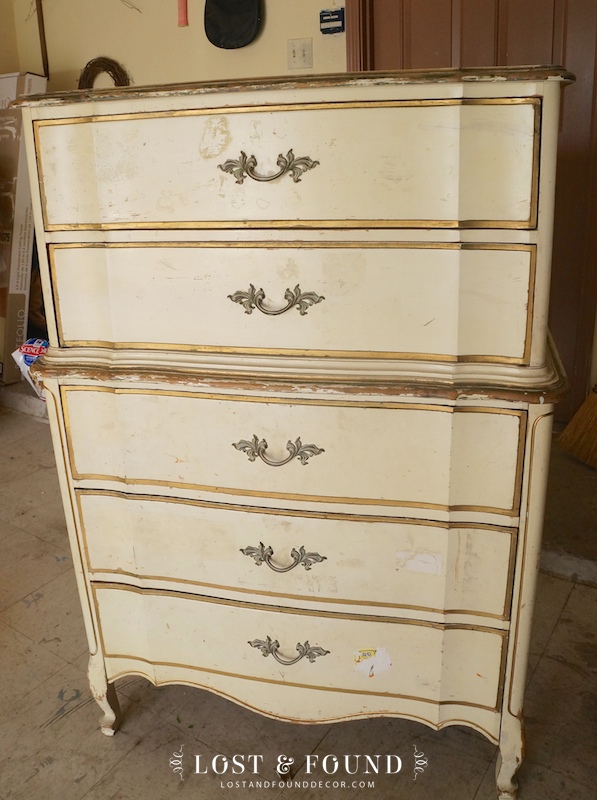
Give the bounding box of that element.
[61,385,526,516]
[34,98,541,232]
[507,411,554,716]
[93,581,508,632]
[48,242,537,365]
[103,653,501,711]
[92,582,506,712]
[75,488,517,621]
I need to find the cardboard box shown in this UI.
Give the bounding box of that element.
[0,72,46,384]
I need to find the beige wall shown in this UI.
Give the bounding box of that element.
[0,1,19,74]
[12,0,347,92]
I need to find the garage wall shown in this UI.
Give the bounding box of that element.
[12,0,347,92]
[0,3,19,74]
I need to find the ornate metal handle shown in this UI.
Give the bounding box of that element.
[241,542,327,572]
[228,284,324,316]
[249,636,330,665]
[218,149,319,184]
[232,435,324,466]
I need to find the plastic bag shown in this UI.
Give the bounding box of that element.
[11,337,48,400]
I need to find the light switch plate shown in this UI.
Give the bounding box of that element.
[288,38,313,69]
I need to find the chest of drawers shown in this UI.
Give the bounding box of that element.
[18,67,571,799]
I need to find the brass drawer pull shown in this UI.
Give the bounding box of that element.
[241,542,327,572]
[218,149,319,184]
[232,435,324,466]
[249,636,330,665]
[228,284,325,316]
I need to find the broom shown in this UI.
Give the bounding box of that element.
[559,384,597,469]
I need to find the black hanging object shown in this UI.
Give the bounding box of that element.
[204,0,262,49]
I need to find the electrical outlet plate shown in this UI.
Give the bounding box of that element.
[287,38,313,69]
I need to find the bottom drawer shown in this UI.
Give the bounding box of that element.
[94,584,505,711]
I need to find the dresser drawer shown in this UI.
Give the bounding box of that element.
[78,491,515,619]
[94,584,505,710]
[35,99,538,230]
[63,387,525,516]
[50,242,535,364]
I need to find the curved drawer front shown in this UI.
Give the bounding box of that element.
[94,585,505,710]
[63,388,524,515]
[51,243,535,364]
[78,491,515,619]
[35,99,538,230]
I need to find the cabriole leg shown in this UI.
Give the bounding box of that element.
[88,652,121,736]
[496,714,523,799]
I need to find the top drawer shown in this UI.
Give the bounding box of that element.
[34,99,540,231]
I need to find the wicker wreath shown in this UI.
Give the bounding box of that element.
[78,57,131,89]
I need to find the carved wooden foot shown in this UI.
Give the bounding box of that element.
[496,752,519,799]
[496,715,523,799]
[88,653,121,736]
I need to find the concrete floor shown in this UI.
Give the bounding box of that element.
[542,429,597,566]
[0,401,595,800]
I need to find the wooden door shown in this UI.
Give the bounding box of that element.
[347,0,597,420]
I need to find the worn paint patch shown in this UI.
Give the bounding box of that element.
[309,575,338,594]
[354,647,392,677]
[199,116,231,159]
[395,550,443,575]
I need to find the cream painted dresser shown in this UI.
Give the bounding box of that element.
[18,68,571,798]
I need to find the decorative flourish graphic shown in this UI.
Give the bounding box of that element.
[232,435,324,466]
[228,283,325,316]
[276,754,296,776]
[240,542,327,572]
[169,744,185,781]
[249,636,330,665]
[218,149,319,184]
[413,744,428,780]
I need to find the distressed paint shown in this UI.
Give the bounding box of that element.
[395,550,443,575]
[354,647,393,677]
